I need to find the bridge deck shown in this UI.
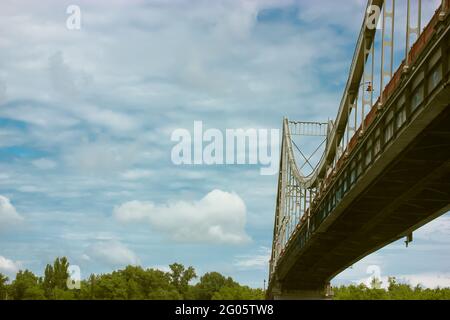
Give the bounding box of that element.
[279,105,450,291]
[269,4,450,297]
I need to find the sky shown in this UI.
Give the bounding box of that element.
[0,0,448,289]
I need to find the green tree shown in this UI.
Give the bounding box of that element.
[77,266,183,300]
[333,278,450,300]
[0,273,9,300]
[169,263,197,298]
[212,285,265,300]
[9,270,45,300]
[43,257,71,299]
[193,272,236,300]
[6,258,450,300]
[78,275,96,300]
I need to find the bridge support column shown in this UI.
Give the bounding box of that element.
[271,282,333,300]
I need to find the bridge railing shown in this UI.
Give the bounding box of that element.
[326,0,446,188]
[269,0,449,281]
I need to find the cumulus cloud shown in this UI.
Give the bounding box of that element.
[397,273,450,289]
[85,240,140,267]
[0,0,447,285]
[114,189,251,245]
[0,195,24,231]
[0,256,21,275]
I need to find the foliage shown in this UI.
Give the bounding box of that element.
[78,266,182,300]
[212,285,265,300]
[168,263,197,299]
[9,270,46,300]
[0,273,9,300]
[3,258,448,300]
[0,257,262,300]
[193,272,237,300]
[333,277,450,300]
[43,257,70,299]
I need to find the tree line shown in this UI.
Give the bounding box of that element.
[0,257,264,300]
[1,257,449,300]
[333,277,450,300]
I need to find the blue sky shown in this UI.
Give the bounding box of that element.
[0,0,448,289]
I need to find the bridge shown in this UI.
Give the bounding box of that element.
[267,0,450,299]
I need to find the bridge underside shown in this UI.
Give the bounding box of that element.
[273,96,450,295]
[268,1,450,300]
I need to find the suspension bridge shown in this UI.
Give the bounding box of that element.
[268,0,450,299]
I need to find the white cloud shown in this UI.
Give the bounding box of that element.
[397,273,450,289]
[120,169,153,180]
[48,51,92,97]
[17,185,46,193]
[85,240,140,267]
[0,103,79,129]
[297,0,365,32]
[0,78,6,103]
[0,195,24,231]
[32,158,57,170]
[0,0,447,287]
[75,104,140,133]
[114,200,152,221]
[415,216,450,243]
[81,254,91,261]
[61,231,117,242]
[114,189,251,245]
[65,139,139,175]
[234,246,270,270]
[148,265,171,273]
[0,256,21,275]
